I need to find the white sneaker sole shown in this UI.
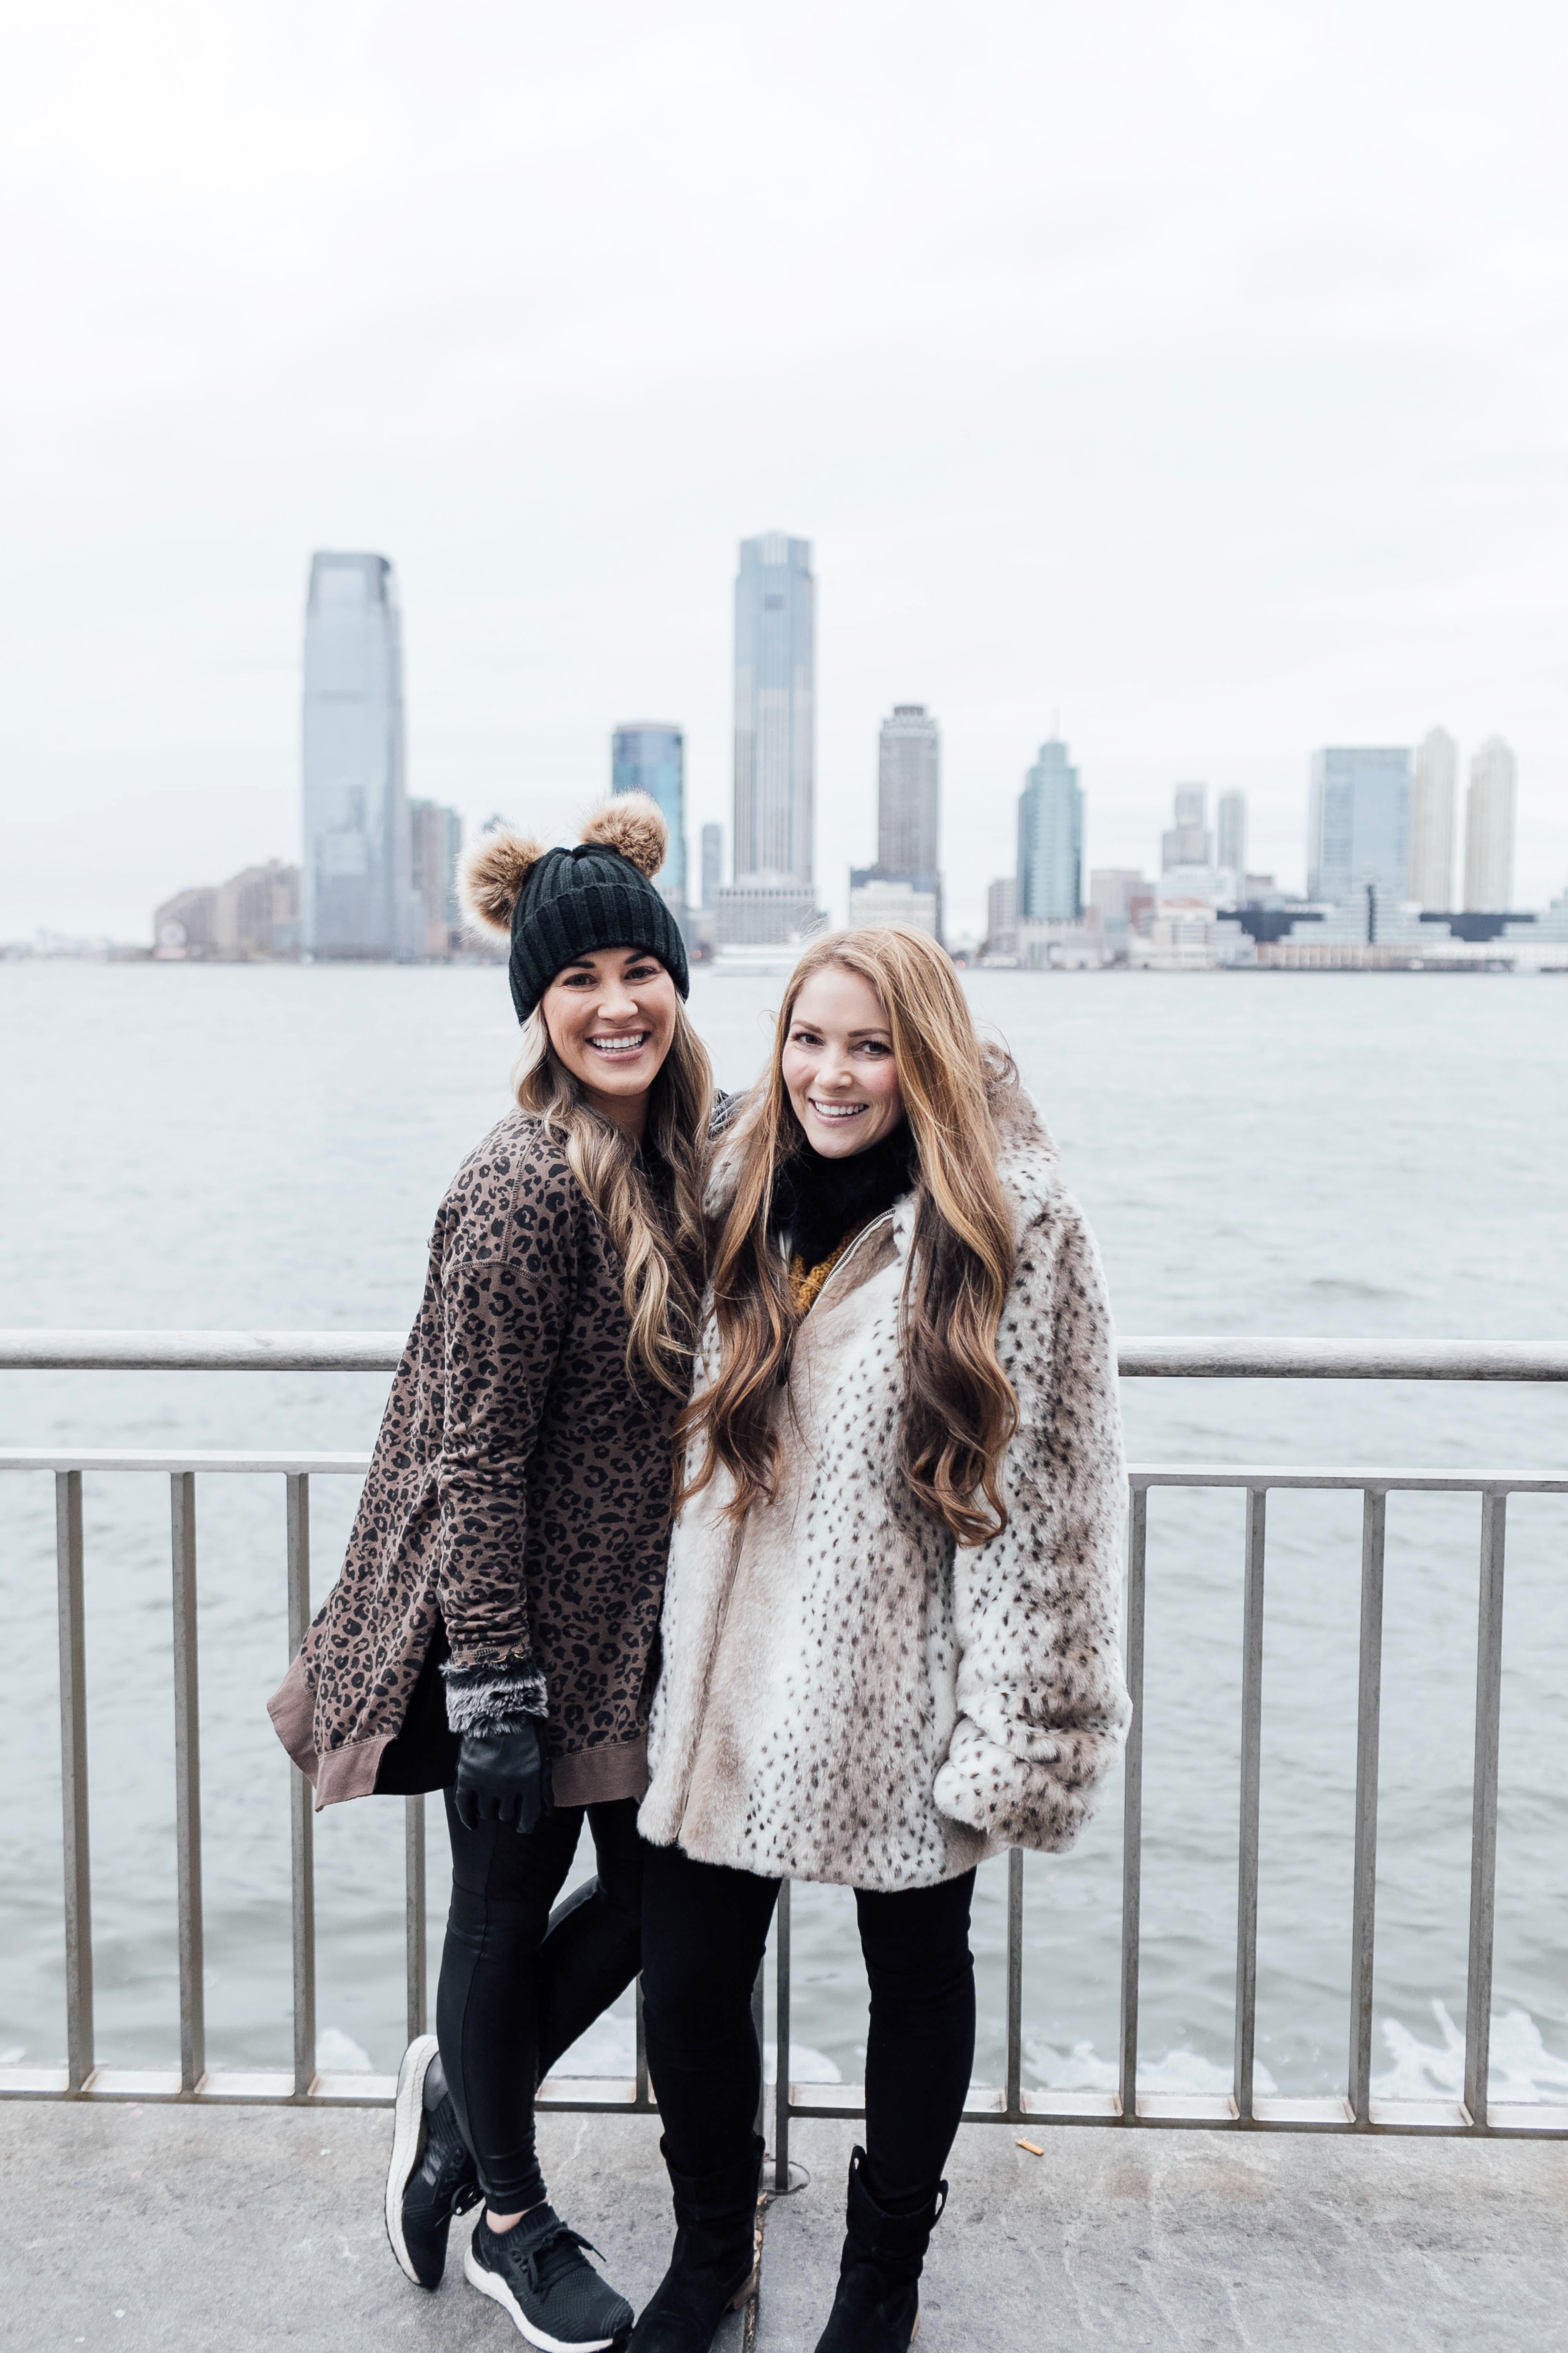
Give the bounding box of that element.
[385,2033,440,2285]
[462,2238,619,2351]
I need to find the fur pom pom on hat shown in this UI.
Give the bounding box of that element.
[459,791,688,1024]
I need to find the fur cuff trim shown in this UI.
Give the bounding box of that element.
[441,1659,548,1733]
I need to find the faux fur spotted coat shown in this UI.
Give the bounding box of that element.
[639,1089,1131,1891]
[267,1114,681,1811]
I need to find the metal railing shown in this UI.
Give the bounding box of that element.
[3,1332,1566,2180]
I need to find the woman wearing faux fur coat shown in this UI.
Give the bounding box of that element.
[630,924,1131,2353]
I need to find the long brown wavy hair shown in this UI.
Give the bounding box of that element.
[678,926,1020,1545]
[511,997,714,1398]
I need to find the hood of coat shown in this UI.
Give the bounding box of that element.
[707,1078,1064,1259]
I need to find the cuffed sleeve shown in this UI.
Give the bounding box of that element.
[932,1203,1130,1854]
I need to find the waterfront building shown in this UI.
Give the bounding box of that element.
[214,862,301,956]
[1464,736,1517,911]
[301,552,415,957]
[1307,746,1410,905]
[1089,869,1149,931]
[711,877,823,949]
[848,871,939,938]
[408,801,463,957]
[700,822,722,912]
[731,531,814,887]
[1216,791,1248,885]
[153,885,219,958]
[1016,738,1083,922]
[1409,727,1457,910]
[985,876,1018,956]
[1162,785,1213,871]
[612,723,687,905]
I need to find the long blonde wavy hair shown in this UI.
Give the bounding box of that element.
[511,998,714,1398]
[678,925,1020,1544]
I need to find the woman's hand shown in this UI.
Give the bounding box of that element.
[452,1721,552,1833]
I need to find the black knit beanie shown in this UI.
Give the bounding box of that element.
[458,793,689,1024]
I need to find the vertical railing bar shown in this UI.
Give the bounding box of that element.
[750,1962,766,2142]
[286,1473,316,2098]
[1348,1488,1386,2125]
[774,1879,792,2188]
[1117,1484,1147,2123]
[170,1471,205,2095]
[1005,1846,1024,2122]
[405,1793,427,2044]
[55,1469,94,2094]
[1233,1486,1266,2123]
[1464,1489,1506,2130]
[634,1976,649,2110]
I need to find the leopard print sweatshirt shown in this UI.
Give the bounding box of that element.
[267,1113,681,1810]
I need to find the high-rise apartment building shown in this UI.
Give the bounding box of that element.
[1162,786,1213,871]
[301,552,414,956]
[1463,736,1517,911]
[1216,791,1248,886]
[409,800,463,957]
[876,706,940,876]
[700,823,722,912]
[985,876,1018,954]
[731,533,814,882]
[1016,739,1083,922]
[1408,727,1457,910]
[612,724,687,905]
[1307,747,1410,905]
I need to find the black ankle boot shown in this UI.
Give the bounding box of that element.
[628,2134,763,2351]
[812,2146,946,2353]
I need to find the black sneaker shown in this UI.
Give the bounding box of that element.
[385,2034,481,2289]
[465,2205,634,2350]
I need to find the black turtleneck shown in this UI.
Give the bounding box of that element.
[770,1121,919,1272]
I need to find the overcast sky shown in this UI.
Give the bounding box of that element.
[3,0,1566,940]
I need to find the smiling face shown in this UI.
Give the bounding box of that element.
[539,946,680,1137]
[780,963,905,1159]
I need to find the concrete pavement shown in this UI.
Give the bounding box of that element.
[3,2099,1564,2351]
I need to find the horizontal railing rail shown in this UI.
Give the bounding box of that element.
[6,1330,1568,1379]
[3,1333,1566,2190]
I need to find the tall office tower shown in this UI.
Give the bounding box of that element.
[700,823,722,911]
[1216,791,1248,886]
[612,724,687,905]
[732,533,814,882]
[1016,738,1084,921]
[301,552,413,956]
[1161,785,1213,871]
[1307,747,1411,905]
[1408,727,1457,910]
[876,706,940,876]
[1463,736,1517,910]
[409,800,463,957]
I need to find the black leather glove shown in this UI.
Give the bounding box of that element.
[452,1720,551,1833]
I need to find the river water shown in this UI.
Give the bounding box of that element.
[2,961,1565,2108]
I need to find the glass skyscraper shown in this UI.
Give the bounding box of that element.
[1017,738,1084,922]
[1307,748,1410,906]
[612,724,686,903]
[301,552,413,956]
[732,533,815,882]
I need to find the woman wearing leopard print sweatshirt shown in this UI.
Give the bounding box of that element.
[268,793,709,2352]
[630,925,1130,2353]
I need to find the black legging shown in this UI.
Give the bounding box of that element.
[640,1842,976,2211]
[438,1793,643,2211]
